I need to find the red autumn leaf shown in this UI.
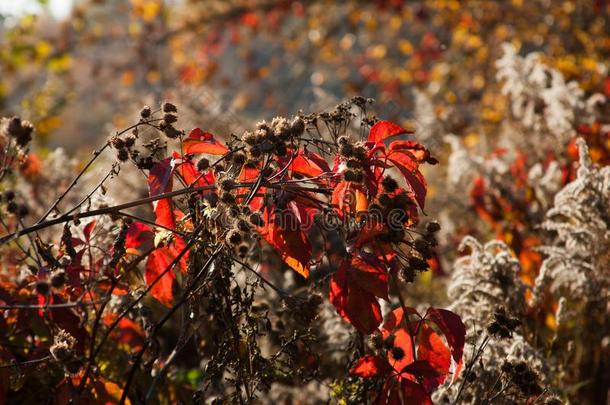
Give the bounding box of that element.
[401,359,441,379]
[90,377,130,405]
[83,220,96,242]
[399,380,433,405]
[388,140,431,163]
[103,315,145,351]
[148,159,176,229]
[289,150,330,178]
[424,308,466,368]
[145,247,176,307]
[330,260,382,334]
[290,152,324,177]
[239,165,267,211]
[381,306,420,334]
[353,217,387,248]
[184,128,228,155]
[332,181,369,217]
[373,379,432,405]
[167,235,190,274]
[148,159,173,197]
[417,323,451,391]
[304,149,331,172]
[349,254,389,300]
[386,327,416,373]
[386,153,427,210]
[350,355,391,378]
[257,207,311,278]
[154,199,175,229]
[368,120,414,145]
[125,222,154,250]
[39,294,89,353]
[174,155,215,188]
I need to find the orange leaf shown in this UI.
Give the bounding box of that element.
[289,150,330,178]
[424,308,466,369]
[350,355,391,378]
[349,254,389,300]
[368,120,413,145]
[387,153,427,209]
[329,259,383,334]
[257,208,311,278]
[416,323,451,390]
[148,159,175,229]
[145,248,176,307]
[184,128,228,155]
[332,181,369,217]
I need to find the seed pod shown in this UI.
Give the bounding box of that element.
[237,243,249,258]
[163,113,178,124]
[6,201,18,213]
[17,204,29,218]
[369,334,383,349]
[275,143,287,157]
[236,219,251,232]
[378,193,392,207]
[249,145,262,158]
[249,213,264,227]
[337,135,349,145]
[401,266,416,283]
[352,145,367,161]
[343,169,359,182]
[205,193,219,208]
[383,334,395,349]
[487,321,501,335]
[140,106,152,119]
[110,136,124,149]
[382,176,398,192]
[408,256,429,271]
[232,152,246,165]
[162,102,177,113]
[339,143,353,157]
[242,131,257,145]
[7,116,22,136]
[109,222,129,268]
[220,192,235,205]
[196,158,210,172]
[425,221,441,233]
[124,136,136,148]
[163,125,182,139]
[226,230,242,246]
[390,346,405,360]
[61,224,77,259]
[116,148,129,162]
[6,116,34,147]
[220,178,236,191]
[346,158,361,169]
[50,270,67,288]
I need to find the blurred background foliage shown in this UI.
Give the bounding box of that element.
[1,0,608,149]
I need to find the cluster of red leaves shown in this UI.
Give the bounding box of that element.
[329,121,436,334]
[139,122,437,316]
[130,119,463,401]
[350,307,465,404]
[0,218,146,402]
[0,116,463,403]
